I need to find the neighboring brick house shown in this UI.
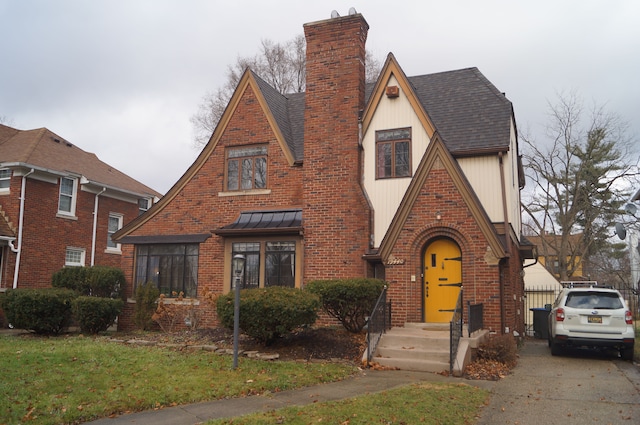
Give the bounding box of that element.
[0,124,160,291]
[114,13,534,335]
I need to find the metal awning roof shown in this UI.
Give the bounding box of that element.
[214,209,302,236]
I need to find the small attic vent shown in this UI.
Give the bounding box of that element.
[53,137,61,143]
[386,85,399,98]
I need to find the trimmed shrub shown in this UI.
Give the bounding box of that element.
[217,287,320,345]
[306,278,386,333]
[52,265,124,298]
[134,281,160,330]
[1,288,77,335]
[72,296,124,334]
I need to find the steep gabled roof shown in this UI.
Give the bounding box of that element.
[115,69,298,239]
[364,54,513,156]
[0,124,160,197]
[378,133,507,262]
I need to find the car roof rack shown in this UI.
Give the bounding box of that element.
[560,281,614,289]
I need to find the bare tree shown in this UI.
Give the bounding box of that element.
[522,90,639,281]
[190,35,382,148]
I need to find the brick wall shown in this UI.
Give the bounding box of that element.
[302,14,371,282]
[2,177,139,289]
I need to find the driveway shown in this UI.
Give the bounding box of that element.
[475,338,640,424]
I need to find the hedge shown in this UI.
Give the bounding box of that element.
[72,296,124,334]
[217,286,320,345]
[1,288,77,335]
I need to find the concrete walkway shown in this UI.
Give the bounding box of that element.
[86,368,492,425]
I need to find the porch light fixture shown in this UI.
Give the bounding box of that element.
[436,211,442,220]
[232,254,246,369]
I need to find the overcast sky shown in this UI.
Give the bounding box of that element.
[1,0,639,194]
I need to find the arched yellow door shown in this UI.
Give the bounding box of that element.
[424,239,462,322]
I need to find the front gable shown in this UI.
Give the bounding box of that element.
[379,135,507,263]
[114,69,297,240]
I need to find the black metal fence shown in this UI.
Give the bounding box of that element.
[525,285,561,336]
[366,285,390,365]
[467,301,483,337]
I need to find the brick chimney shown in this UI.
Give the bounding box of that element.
[302,12,371,280]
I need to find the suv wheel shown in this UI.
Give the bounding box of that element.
[550,339,563,356]
[620,345,634,361]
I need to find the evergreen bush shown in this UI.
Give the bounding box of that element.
[1,288,77,335]
[306,278,386,333]
[51,265,124,298]
[134,281,160,330]
[72,296,124,334]
[217,286,319,345]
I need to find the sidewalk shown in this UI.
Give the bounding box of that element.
[86,368,495,425]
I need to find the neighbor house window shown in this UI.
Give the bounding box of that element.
[231,240,296,289]
[138,198,150,215]
[107,213,123,250]
[0,168,10,191]
[58,177,78,216]
[376,128,411,178]
[226,145,267,191]
[65,247,86,267]
[135,244,199,297]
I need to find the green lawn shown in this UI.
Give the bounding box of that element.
[206,382,488,425]
[0,334,356,424]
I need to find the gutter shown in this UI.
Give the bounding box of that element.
[90,187,107,266]
[13,168,35,289]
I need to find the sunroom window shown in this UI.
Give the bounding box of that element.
[231,240,297,289]
[134,244,199,298]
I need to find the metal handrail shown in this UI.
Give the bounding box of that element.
[449,288,464,375]
[366,285,389,365]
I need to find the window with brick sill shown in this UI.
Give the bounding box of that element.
[376,128,412,179]
[106,213,123,252]
[134,244,199,298]
[58,176,78,216]
[231,240,298,290]
[225,145,267,191]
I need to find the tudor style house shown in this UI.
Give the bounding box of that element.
[114,12,534,335]
[0,124,160,291]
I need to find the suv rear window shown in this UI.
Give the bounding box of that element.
[565,291,623,309]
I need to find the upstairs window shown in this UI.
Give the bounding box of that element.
[58,177,78,216]
[0,168,10,191]
[226,145,267,191]
[138,198,151,215]
[376,128,411,179]
[107,213,123,251]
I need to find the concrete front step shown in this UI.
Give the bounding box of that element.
[371,323,451,373]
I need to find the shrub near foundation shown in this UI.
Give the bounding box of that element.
[1,288,77,335]
[72,296,124,334]
[306,278,386,333]
[217,287,320,345]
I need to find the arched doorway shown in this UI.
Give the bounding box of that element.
[423,238,462,322]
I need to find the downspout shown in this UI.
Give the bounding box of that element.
[90,187,107,266]
[13,168,35,288]
[498,152,511,334]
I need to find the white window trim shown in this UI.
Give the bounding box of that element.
[65,247,86,267]
[57,176,78,218]
[0,168,10,194]
[106,213,123,253]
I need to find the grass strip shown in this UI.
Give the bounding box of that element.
[0,334,356,424]
[207,382,489,424]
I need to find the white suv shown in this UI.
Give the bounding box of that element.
[548,282,635,360]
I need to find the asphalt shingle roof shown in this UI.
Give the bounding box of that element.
[0,124,160,197]
[261,66,513,161]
